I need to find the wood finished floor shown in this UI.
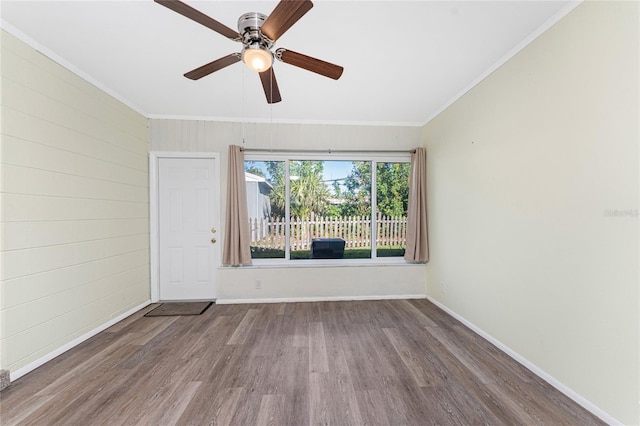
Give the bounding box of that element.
[0,299,604,425]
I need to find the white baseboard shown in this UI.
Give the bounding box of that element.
[425,296,621,426]
[9,300,152,382]
[216,294,427,305]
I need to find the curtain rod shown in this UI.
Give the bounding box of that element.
[239,148,416,154]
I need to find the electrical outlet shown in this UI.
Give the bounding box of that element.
[255,280,262,289]
[441,281,446,293]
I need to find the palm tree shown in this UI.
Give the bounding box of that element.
[263,160,331,218]
[289,161,330,218]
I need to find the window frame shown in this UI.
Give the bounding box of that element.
[244,151,412,266]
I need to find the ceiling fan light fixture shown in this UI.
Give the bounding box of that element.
[242,44,273,73]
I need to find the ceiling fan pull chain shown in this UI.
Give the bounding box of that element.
[270,70,274,149]
[242,64,246,144]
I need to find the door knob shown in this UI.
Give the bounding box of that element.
[211,227,217,233]
[211,238,217,244]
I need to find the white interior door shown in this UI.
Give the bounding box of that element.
[159,157,219,300]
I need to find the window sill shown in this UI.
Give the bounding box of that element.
[221,258,425,269]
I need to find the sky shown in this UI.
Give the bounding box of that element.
[320,161,353,184]
[246,160,353,181]
[246,160,354,194]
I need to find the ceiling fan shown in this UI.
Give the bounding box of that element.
[155,0,344,104]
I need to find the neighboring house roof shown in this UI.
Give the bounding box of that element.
[245,172,266,182]
[245,172,273,194]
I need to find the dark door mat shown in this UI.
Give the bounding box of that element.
[144,301,213,317]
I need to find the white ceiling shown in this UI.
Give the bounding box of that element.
[0,1,576,126]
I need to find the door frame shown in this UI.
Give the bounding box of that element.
[149,151,221,302]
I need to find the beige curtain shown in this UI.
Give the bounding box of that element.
[223,145,252,266]
[404,147,429,262]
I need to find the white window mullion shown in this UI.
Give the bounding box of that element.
[284,159,291,260]
[371,161,377,260]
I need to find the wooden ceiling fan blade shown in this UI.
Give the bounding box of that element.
[184,54,241,80]
[261,0,313,42]
[155,0,240,40]
[259,68,282,104]
[276,49,343,80]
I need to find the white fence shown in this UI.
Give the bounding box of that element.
[249,213,407,250]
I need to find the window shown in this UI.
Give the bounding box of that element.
[244,153,410,263]
[375,162,410,257]
[245,160,285,259]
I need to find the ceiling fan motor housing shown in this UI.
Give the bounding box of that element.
[238,12,272,48]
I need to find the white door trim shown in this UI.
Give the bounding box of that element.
[149,151,221,302]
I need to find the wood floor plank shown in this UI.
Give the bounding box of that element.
[416,386,471,426]
[449,323,536,384]
[133,380,202,426]
[375,375,433,425]
[0,393,57,426]
[227,390,264,425]
[398,299,441,328]
[308,321,329,373]
[179,381,244,424]
[104,303,159,334]
[226,308,262,345]
[354,389,391,426]
[310,348,363,425]
[180,314,230,360]
[383,327,443,387]
[261,345,309,425]
[73,347,202,424]
[10,338,161,425]
[255,394,287,426]
[252,308,293,357]
[309,369,362,426]
[428,380,506,425]
[2,316,174,415]
[23,335,133,400]
[339,324,397,391]
[0,299,605,426]
[426,323,496,385]
[210,386,245,426]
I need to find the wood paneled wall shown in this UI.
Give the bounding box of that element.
[150,119,427,304]
[0,31,150,375]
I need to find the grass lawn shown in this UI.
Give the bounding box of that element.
[250,246,405,259]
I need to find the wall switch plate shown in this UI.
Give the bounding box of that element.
[255,280,262,289]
